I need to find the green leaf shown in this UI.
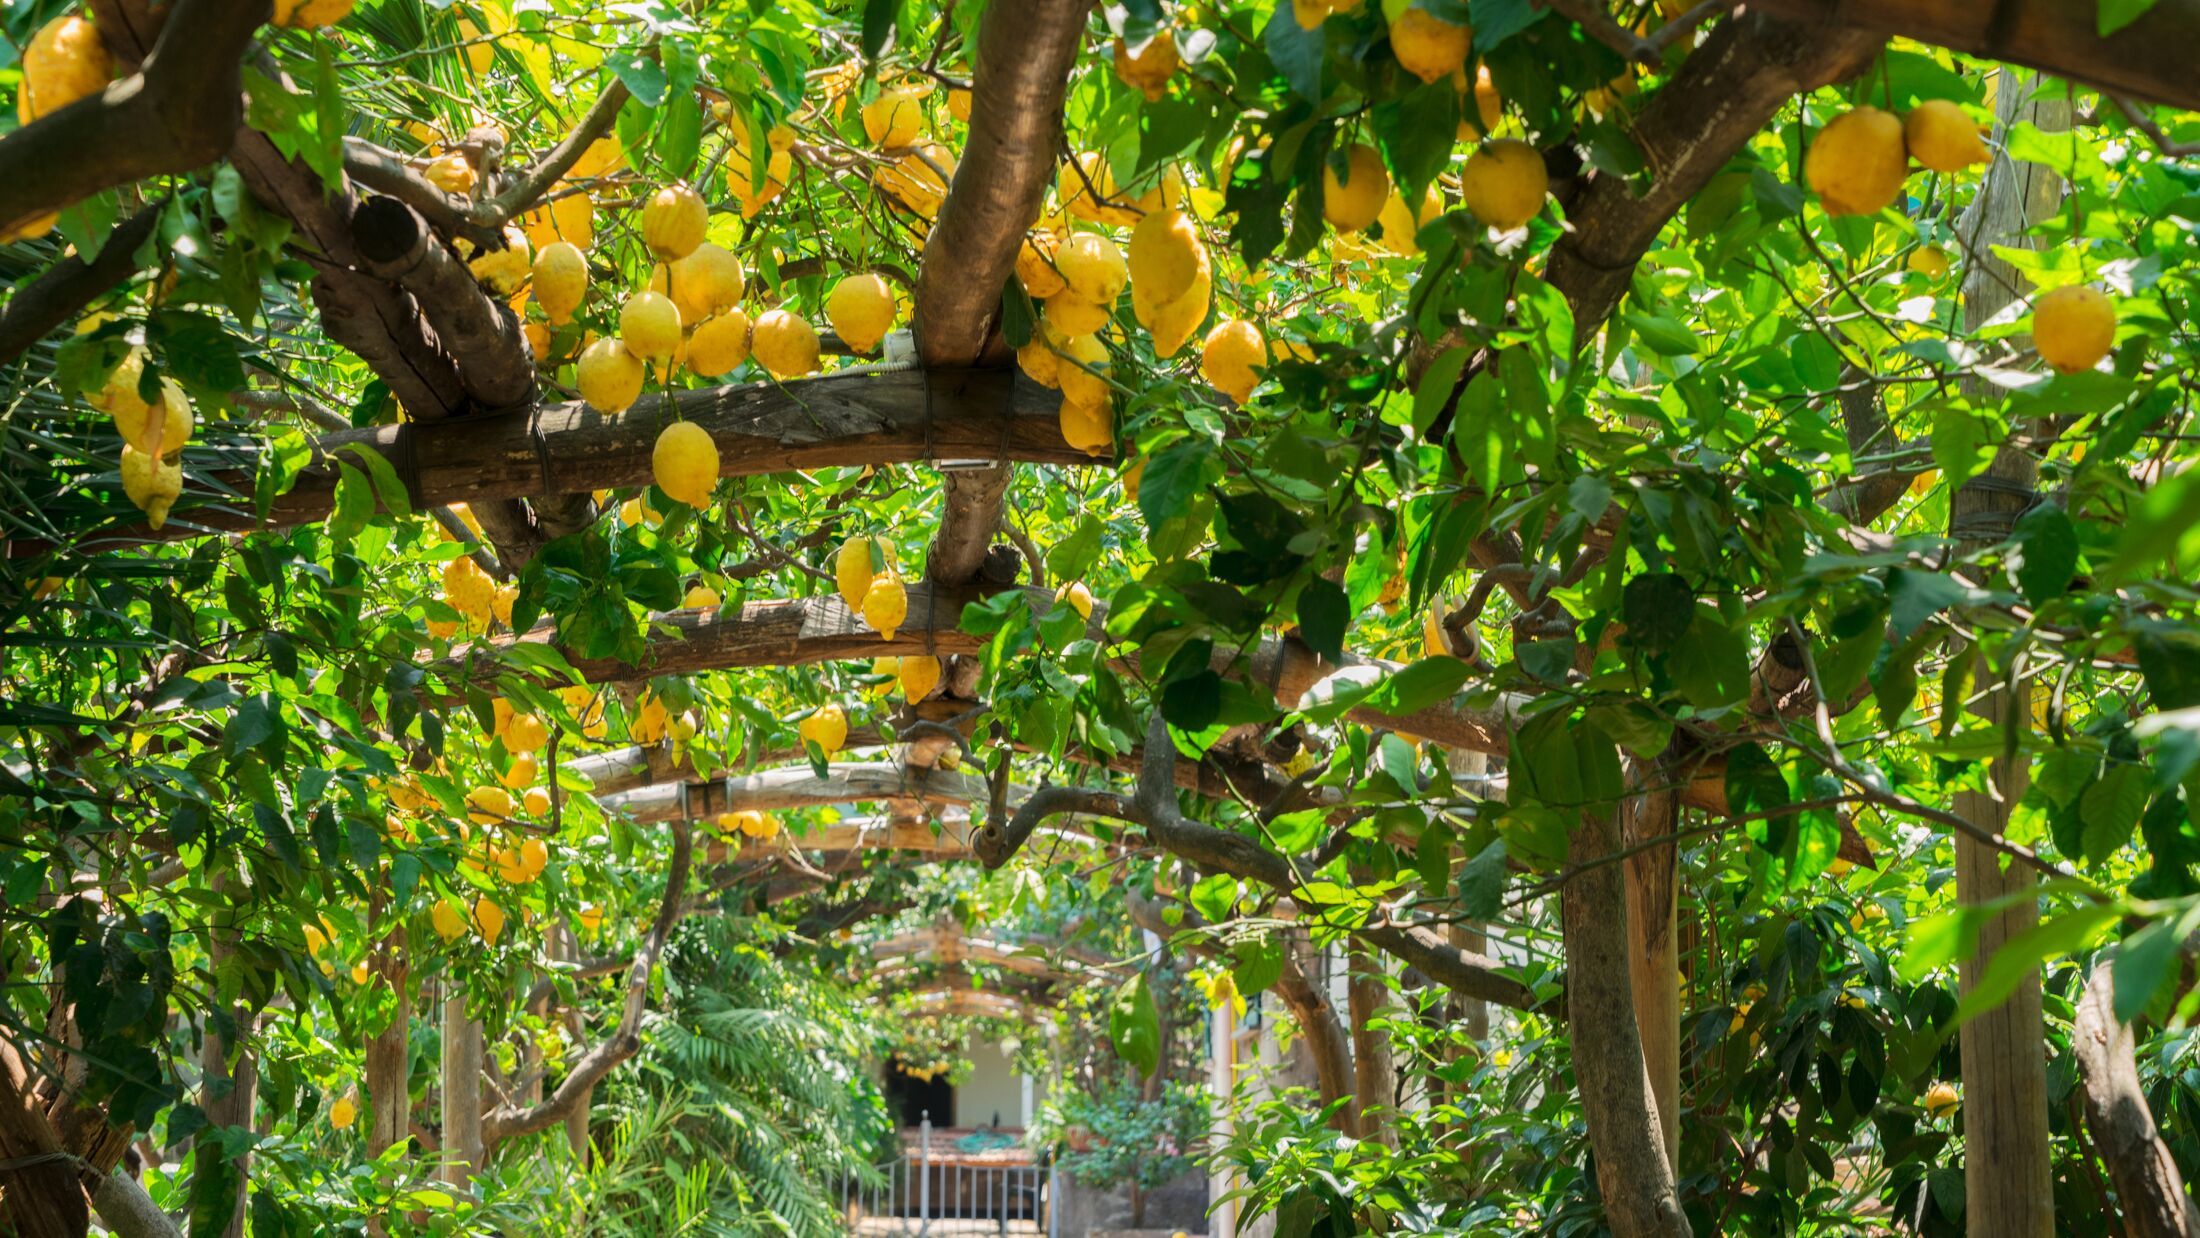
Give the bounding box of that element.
[1362,656,1472,715]
[2100,0,2161,37]
[607,50,668,106]
[1231,937,1284,997]
[1663,607,1751,710]
[1953,904,2119,1027]
[2113,914,2189,1022]
[327,462,376,540]
[1620,311,1700,356]
[338,443,414,519]
[1263,5,1323,102]
[1108,974,1162,1076]
[1886,569,1976,639]
[1621,573,1692,653]
[1412,347,1470,438]
[1930,402,1999,492]
[1296,577,1348,663]
[151,310,248,395]
[1190,873,1238,924]
[2080,763,2148,864]
[2103,465,2200,584]
[1046,514,1106,585]
[1724,743,1790,817]
[1456,838,1507,920]
[2011,504,2078,605]
[862,0,901,58]
[1138,439,1213,529]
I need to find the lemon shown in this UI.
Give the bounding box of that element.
[519,837,549,879]
[1113,30,1180,101]
[684,584,722,609]
[454,18,494,75]
[1059,397,1114,457]
[329,1092,358,1128]
[578,904,605,935]
[577,338,645,414]
[119,446,183,530]
[350,963,372,985]
[1123,456,1146,504]
[505,713,548,754]
[1375,183,1443,256]
[652,421,719,508]
[1056,333,1111,407]
[1058,152,1140,227]
[1923,1082,1959,1118]
[947,87,972,123]
[619,291,682,363]
[862,571,909,641]
[1127,210,1205,304]
[524,186,595,252]
[1017,232,1067,298]
[1389,7,1470,85]
[432,898,467,942]
[467,226,531,295]
[1019,334,1061,388]
[498,755,537,790]
[1054,581,1095,619]
[1134,165,1192,215]
[869,656,902,696]
[475,897,506,944]
[1044,291,1112,336]
[862,86,926,148]
[1056,233,1129,304]
[467,785,513,825]
[898,654,942,701]
[746,812,781,840]
[1134,265,1210,359]
[641,182,709,260]
[880,145,956,218]
[1805,106,1907,217]
[1904,99,1988,173]
[425,152,478,196]
[22,16,111,121]
[751,310,821,376]
[836,535,897,611]
[631,693,670,744]
[671,242,746,321]
[1907,245,1950,278]
[1322,144,1389,233]
[799,703,849,755]
[494,845,530,884]
[523,787,551,816]
[1459,66,1503,139]
[827,273,897,354]
[718,809,764,838]
[688,310,753,377]
[728,140,793,218]
[532,241,588,326]
[1460,140,1548,231]
[2032,284,2116,374]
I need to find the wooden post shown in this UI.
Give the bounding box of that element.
[439,989,484,1187]
[1947,70,2071,1238]
[199,906,257,1238]
[1622,779,1682,1170]
[1346,947,1398,1147]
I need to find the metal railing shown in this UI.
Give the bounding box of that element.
[841,1115,1057,1237]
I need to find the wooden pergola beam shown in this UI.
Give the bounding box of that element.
[1742,0,2200,111]
[593,762,1026,825]
[51,368,1075,554]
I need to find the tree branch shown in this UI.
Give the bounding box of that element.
[0,206,161,364]
[2073,953,2200,1238]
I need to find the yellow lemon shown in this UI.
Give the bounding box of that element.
[619,291,682,363]
[827,273,897,354]
[1460,139,1548,231]
[862,86,926,148]
[2032,284,2116,374]
[331,1095,357,1129]
[688,310,753,378]
[862,571,909,641]
[1904,99,1988,173]
[1127,210,1206,305]
[505,712,548,754]
[652,420,719,508]
[498,755,537,790]
[1459,65,1503,139]
[1907,245,1950,278]
[1017,232,1067,298]
[1059,397,1114,457]
[1923,1082,1959,1118]
[1805,106,1908,217]
[684,584,722,609]
[519,837,549,879]
[1056,233,1129,305]
[641,182,709,260]
[1322,144,1389,233]
[1056,333,1111,408]
[119,446,183,529]
[751,310,820,377]
[879,144,956,218]
[431,898,467,942]
[467,785,513,825]
[1043,290,1113,337]
[532,241,588,326]
[474,897,506,944]
[1054,581,1095,619]
[22,16,112,120]
[898,654,942,701]
[799,703,849,755]
[578,904,605,935]
[522,787,551,817]
[1113,30,1180,101]
[671,242,745,320]
[524,186,595,252]
[1389,7,1470,85]
[424,152,478,196]
[1375,183,1443,256]
[577,338,645,414]
[836,535,897,611]
[1057,151,1140,227]
[1138,266,1209,359]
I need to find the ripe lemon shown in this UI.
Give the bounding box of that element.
[505,712,548,754]
[1375,183,1443,256]
[1123,456,1145,504]
[653,420,719,508]
[862,86,926,148]
[425,152,478,196]
[1057,233,1129,304]
[1113,31,1180,101]
[519,837,549,879]
[467,227,532,296]
[1059,397,1114,457]
[1056,333,1111,407]
[688,310,753,378]
[1019,334,1061,388]
[619,291,682,363]
[948,88,972,123]
[577,338,645,413]
[2033,284,2115,374]
[276,0,355,30]
[717,809,762,838]
[898,654,941,701]
[119,446,182,529]
[728,140,794,218]
[1907,245,1950,278]
[432,898,467,942]
[1390,7,1470,85]
[862,571,909,640]
[532,241,588,326]
[522,787,551,817]
[1459,66,1503,139]
[571,136,625,181]
[474,897,506,944]
[1460,140,1548,231]
[350,963,372,985]
[1805,106,1907,217]
[578,904,605,934]
[880,145,956,218]
[1017,232,1067,298]
[641,183,709,260]
[1141,267,1211,360]
[525,185,594,252]
[1201,321,1265,401]
[836,535,897,611]
[799,703,849,755]
[671,243,745,320]
[1054,581,1095,619]
[1058,152,1140,227]
[467,785,514,825]
[1904,99,1988,173]
[1134,165,1192,215]
[1423,604,1450,657]
[498,755,537,790]
[1127,210,1206,304]
[1322,144,1389,233]
[1044,290,1112,336]
[869,657,901,696]
[631,693,670,743]
[23,16,111,120]
[827,273,897,354]
[493,845,529,884]
[751,310,821,376]
[684,584,722,609]
[1923,1082,1959,1118]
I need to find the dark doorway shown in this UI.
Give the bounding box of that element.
[885,1059,954,1126]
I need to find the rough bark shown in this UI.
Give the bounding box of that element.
[1948,71,2069,1238]
[0,1036,87,1238]
[0,0,265,239]
[2073,957,2200,1238]
[1276,935,1356,1132]
[1347,948,1399,1147]
[1562,809,1690,1238]
[365,913,410,1158]
[1622,777,1682,1169]
[1741,0,2200,111]
[351,196,536,414]
[89,1169,182,1238]
[0,207,161,364]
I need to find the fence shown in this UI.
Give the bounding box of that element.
[841,1116,1057,1237]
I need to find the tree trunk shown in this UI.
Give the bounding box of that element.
[1623,779,1682,1169]
[1948,69,2071,1238]
[0,1036,88,1238]
[198,940,257,1238]
[1347,947,1398,1147]
[1562,808,1691,1238]
[439,991,484,1187]
[2073,957,2200,1237]
[365,913,410,1158]
[90,1168,182,1238]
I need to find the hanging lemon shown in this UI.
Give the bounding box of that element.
[641,183,709,260]
[1459,140,1548,231]
[1201,320,1265,403]
[827,273,897,354]
[652,421,720,508]
[1321,144,1389,233]
[688,310,753,378]
[898,655,942,701]
[532,241,588,326]
[751,310,821,377]
[1805,107,1907,217]
[862,572,909,641]
[2032,284,2116,374]
[799,703,849,755]
[577,338,645,414]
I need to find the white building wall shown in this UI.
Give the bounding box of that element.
[958,1037,1032,1128]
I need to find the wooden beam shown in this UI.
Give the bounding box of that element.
[1742,0,2200,111]
[52,367,1076,553]
[594,762,1027,825]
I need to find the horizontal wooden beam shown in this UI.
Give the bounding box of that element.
[594,762,1027,825]
[54,367,1077,554]
[1743,0,2200,112]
